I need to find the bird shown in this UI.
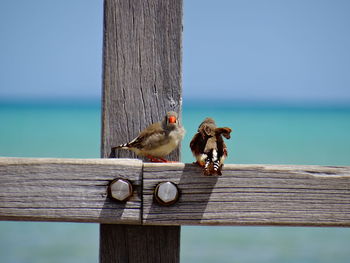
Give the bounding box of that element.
[190,117,217,167]
[112,111,185,162]
[190,118,232,175]
[211,127,232,175]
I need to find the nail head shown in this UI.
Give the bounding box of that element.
[109,179,133,202]
[154,181,179,206]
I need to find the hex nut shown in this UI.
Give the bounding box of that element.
[154,181,179,206]
[109,179,133,202]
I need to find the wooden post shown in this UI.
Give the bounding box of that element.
[100,0,182,262]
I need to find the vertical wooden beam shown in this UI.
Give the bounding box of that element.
[101,0,182,262]
[100,225,180,262]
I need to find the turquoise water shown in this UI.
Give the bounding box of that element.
[1,100,350,263]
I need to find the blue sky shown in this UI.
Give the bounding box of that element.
[1,0,350,103]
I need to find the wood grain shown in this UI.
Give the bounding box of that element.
[2,158,349,227]
[101,0,183,161]
[0,157,142,224]
[143,163,350,227]
[100,0,182,262]
[100,224,180,263]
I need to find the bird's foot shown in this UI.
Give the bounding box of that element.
[157,157,179,163]
[146,155,177,163]
[193,161,205,167]
[146,155,163,162]
[202,162,222,176]
[203,168,211,176]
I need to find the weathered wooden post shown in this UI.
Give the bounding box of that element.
[100,0,182,262]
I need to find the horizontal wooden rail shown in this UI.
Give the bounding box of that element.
[1,157,350,227]
[143,163,350,226]
[0,157,142,224]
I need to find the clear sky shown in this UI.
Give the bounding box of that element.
[1,0,350,103]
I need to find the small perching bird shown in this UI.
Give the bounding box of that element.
[190,118,216,167]
[190,118,232,176]
[112,111,185,162]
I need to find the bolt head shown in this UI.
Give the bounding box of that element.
[154,182,179,206]
[109,179,133,202]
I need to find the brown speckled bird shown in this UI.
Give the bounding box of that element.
[112,111,185,162]
[190,118,232,175]
[190,118,216,166]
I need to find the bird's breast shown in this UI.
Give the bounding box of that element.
[145,128,184,157]
[169,127,185,143]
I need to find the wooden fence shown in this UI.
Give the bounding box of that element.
[1,0,350,262]
[1,157,350,227]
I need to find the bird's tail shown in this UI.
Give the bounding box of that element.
[203,149,221,176]
[203,158,211,176]
[109,142,132,158]
[110,143,130,155]
[213,159,220,172]
[112,142,133,150]
[110,143,131,158]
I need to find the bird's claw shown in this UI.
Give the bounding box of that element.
[146,155,177,163]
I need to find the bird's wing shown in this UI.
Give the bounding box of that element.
[223,143,228,157]
[215,127,232,139]
[128,122,165,149]
[190,132,204,155]
[215,134,228,160]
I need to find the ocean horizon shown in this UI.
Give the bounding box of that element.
[1,99,350,263]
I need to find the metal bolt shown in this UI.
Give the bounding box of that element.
[109,179,133,202]
[154,181,179,206]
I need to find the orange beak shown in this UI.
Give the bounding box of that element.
[168,116,177,124]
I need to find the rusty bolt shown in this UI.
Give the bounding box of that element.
[109,179,133,202]
[154,181,179,206]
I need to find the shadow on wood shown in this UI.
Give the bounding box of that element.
[99,161,143,224]
[0,157,142,224]
[143,163,350,227]
[143,163,218,225]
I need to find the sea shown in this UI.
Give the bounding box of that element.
[1,99,350,263]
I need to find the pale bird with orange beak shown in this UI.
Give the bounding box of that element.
[112,111,185,162]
